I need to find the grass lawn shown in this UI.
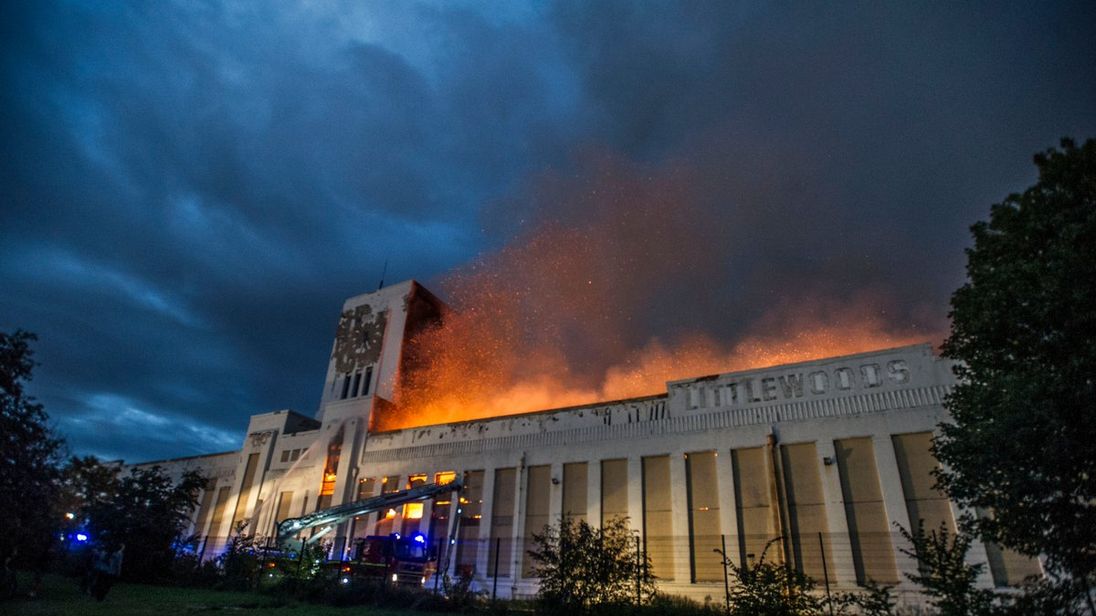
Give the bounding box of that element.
[5,572,435,615]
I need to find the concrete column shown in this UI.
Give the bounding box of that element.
[715,449,739,565]
[218,453,252,541]
[333,420,361,507]
[419,498,434,537]
[442,466,463,581]
[627,457,643,535]
[548,462,563,527]
[476,466,496,582]
[332,419,362,552]
[816,439,856,587]
[250,436,280,541]
[587,459,602,526]
[511,460,526,585]
[873,434,918,586]
[246,438,278,531]
[669,452,692,584]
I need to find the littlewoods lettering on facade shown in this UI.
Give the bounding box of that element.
[685,360,911,409]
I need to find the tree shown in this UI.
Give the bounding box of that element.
[897,521,997,616]
[58,455,122,522]
[0,330,64,581]
[83,465,205,582]
[936,138,1096,607]
[528,516,655,614]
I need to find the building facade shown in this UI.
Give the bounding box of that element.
[132,280,1040,603]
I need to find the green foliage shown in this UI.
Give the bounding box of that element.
[937,138,1096,596]
[1002,576,1093,615]
[595,593,721,616]
[265,541,329,589]
[169,550,221,588]
[897,520,997,616]
[82,464,206,582]
[0,330,64,575]
[217,528,265,590]
[713,538,897,616]
[528,516,656,614]
[849,580,898,616]
[440,570,486,612]
[59,455,122,520]
[715,538,822,616]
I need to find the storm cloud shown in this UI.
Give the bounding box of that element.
[2,1,1094,460]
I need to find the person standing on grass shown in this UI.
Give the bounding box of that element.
[91,541,124,601]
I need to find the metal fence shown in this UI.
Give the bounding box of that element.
[186,530,927,595]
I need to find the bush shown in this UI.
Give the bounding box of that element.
[528,516,656,615]
[216,531,264,591]
[441,570,487,612]
[897,521,996,616]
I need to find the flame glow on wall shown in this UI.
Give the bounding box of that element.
[385,155,938,431]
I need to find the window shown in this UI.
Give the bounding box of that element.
[340,373,351,399]
[280,450,290,463]
[362,366,373,396]
[351,372,362,397]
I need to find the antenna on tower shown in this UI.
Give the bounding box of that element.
[377,258,388,291]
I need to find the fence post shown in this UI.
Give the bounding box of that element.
[492,537,500,602]
[434,538,442,592]
[720,534,731,614]
[819,532,833,615]
[782,534,794,596]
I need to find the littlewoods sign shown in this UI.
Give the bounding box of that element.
[685,360,911,409]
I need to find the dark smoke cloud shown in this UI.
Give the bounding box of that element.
[1,1,1094,460]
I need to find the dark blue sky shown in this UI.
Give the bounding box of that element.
[2,1,1094,462]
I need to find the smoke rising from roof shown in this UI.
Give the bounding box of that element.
[387,152,934,429]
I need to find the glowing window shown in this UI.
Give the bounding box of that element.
[319,472,337,496]
[435,471,456,485]
[405,503,424,519]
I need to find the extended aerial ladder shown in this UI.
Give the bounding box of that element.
[275,479,463,550]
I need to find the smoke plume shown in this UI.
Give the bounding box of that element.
[387,151,939,430]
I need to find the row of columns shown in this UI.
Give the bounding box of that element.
[348,433,989,593]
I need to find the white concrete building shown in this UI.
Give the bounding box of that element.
[131,280,1040,604]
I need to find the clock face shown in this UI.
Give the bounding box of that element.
[334,304,387,373]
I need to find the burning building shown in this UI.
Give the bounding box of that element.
[130,280,1040,603]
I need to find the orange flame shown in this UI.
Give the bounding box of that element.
[383,157,940,430]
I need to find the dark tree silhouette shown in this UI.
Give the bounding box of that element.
[937,138,1096,609]
[0,330,64,594]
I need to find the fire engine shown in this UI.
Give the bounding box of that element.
[274,480,462,586]
[330,532,435,586]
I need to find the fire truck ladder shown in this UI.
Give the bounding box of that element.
[276,480,463,548]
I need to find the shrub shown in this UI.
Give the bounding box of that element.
[528,516,656,615]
